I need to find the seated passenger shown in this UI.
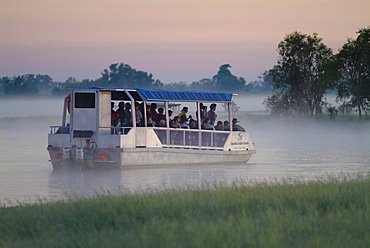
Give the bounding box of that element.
[171,116,181,128]
[156,107,166,124]
[189,119,197,129]
[224,121,230,131]
[214,121,224,131]
[232,118,245,132]
[158,119,166,127]
[180,119,190,129]
[147,113,155,127]
[203,117,215,130]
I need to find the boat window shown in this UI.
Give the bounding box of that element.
[75,93,95,108]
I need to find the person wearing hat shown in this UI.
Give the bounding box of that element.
[232,118,245,132]
[158,119,166,127]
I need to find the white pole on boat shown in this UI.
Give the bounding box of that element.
[124,90,137,146]
[228,101,233,132]
[124,90,136,128]
[165,101,170,145]
[62,94,69,126]
[196,102,201,129]
[143,100,147,127]
[165,101,169,128]
[196,102,202,149]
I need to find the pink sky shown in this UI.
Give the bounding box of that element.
[1,0,369,83]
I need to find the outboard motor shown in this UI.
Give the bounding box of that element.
[62,147,70,160]
[75,147,84,161]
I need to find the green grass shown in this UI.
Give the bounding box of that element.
[1,175,370,248]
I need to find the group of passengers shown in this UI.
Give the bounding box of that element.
[111,102,245,132]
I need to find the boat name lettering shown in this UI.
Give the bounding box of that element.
[231,141,249,146]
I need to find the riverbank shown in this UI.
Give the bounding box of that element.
[1,175,369,248]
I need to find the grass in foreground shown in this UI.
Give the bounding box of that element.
[1,175,369,248]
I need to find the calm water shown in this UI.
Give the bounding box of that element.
[0,96,369,206]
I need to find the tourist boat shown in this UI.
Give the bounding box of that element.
[47,88,256,169]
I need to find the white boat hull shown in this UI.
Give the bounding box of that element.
[49,149,255,169]
[120,147,255,166]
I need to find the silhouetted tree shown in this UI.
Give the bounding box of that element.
[212,64,246,92]
[189,78,214,90]
[164,81,188,90]
[101,63,158,88]
[266,32,336,117]
[3,76,38,95]
[336,26,370,118]
[65,77,77,84]
[152,79,164,89]
[245,71,273,93]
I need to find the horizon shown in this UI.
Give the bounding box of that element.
[1,0,369,83]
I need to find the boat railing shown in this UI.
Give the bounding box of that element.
[50,125,229,149]
[153,127,229,149]
[104,126,229,149]
[50,126,134,135]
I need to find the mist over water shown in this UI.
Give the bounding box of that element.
[0,96,369,206]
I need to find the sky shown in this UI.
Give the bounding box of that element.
[1,0,369,84]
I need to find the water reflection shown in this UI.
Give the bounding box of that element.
[121,165,227,190]
[48,169,122,199]
[48,164,229,199]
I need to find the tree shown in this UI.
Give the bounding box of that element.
[152,79,164,89]
[336,26,370,118]
[163,81,189,90]
[266,32,336,117]
[100,63,156,88]
[221,101,240,113]
[65,77,77,84]
[0,77,11,95]
[245,71,273,93]
[3,76,38,95]
[51,87,66,96]
[212,64,246,92]
[189,78,214,90]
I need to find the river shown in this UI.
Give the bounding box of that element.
[0,95,369,206]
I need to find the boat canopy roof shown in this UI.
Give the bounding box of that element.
[136,89,232,102]
[89,87,233,103]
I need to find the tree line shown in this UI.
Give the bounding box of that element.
[0,63,272,97]
[265,26,370,119]
[1,26,368,118]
